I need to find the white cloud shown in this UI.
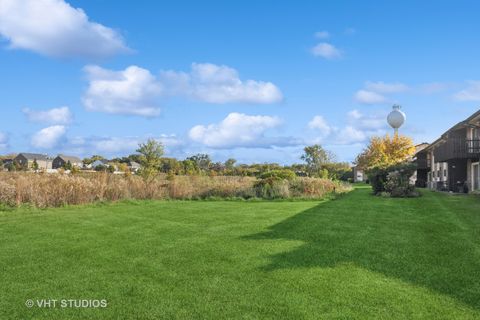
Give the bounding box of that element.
[31,125,66,149]
[161,63,283,104]
[314,31,330,39]
[311,42,342,59]
[454,81,480,101]
[189,112,299,149]
[364,81,409,94]
[0,0,129,58]
[23,106,72,124]
[335,110,387,144]
[335,126,367,145]
[308,115,331,136]
[309,110,387,146]
[346,109,386,130]
[82,63,281,116]
[0,132,8,149]
[82,65,163,117]
[354,81,411,104]
[354,90,387,104]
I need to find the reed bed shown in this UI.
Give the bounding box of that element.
[0,172,351,208]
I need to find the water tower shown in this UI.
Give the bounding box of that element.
[387,104,406,135]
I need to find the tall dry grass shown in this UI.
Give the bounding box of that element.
[0,172,351,208]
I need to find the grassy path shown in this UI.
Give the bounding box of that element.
[0,187,479,319]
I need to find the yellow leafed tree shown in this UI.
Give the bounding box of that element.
[355,134,415,171]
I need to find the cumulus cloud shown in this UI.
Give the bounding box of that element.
[346,109,386,130]
[335,110,387,144]
[308,110,387,145]
[31,125,66,149]
[23,106,72,124]
[311,42,342,59]
[354,90,387,104]
[82,65,163,117]
[189,112,300,149]
[161,63,283,104]
[314,31,330,39]
[335,126,367,145]
[82,63,281,116]
[0,132,8,149]
[308,115,331,136]
[354,81,410,104]
[0,0,129,58]
[454,81,480,101]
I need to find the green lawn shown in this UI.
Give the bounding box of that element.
[1,187,480,319]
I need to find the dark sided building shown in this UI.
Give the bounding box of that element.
[52,155,83,169]
[415,109,480,192]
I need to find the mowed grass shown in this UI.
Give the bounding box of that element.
[1,187,480,319]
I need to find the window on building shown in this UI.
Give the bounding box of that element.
[474,128,480,139]
[444,169,447,177]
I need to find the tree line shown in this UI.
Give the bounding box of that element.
[106,139,353,181]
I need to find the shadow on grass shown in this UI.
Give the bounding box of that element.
[245,187,480,310]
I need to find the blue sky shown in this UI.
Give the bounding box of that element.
[1,0,480,164]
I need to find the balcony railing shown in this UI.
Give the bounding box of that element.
[434,138,480,162]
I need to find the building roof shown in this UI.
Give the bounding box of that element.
[0,154,17,160]
[91,159,108,166]
[129,161,141,168]
[414,143,429,155]
[438,109,480,135]
[56,154,82,163]
[424,108,480,151]
[17,153,50,161]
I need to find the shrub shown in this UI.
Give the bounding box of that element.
[259,169,296,181]
[384,171,416,197]
[367,162,418,197]
[255,169,298,199]
[367,167,389,194]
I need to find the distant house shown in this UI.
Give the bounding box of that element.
[14,153,52,170]
[52,155,83,169]
[2,158,13,165]
[352,166,364,182]
[1,158,14,170]
[91,159,109,169]
[129,161,141,172]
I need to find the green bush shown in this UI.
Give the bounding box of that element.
[367,167,389,194]
[368,162,418,197]
[259,169,296,181]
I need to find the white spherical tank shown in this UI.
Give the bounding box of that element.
[387,105,406,131]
